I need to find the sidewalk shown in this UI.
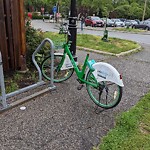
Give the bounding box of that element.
[0,43,150,149]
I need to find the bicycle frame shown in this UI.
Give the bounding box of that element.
[57,43,98,87]
[56,24,123,88]
[40,24,123,109]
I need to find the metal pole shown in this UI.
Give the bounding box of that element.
[0,52,8,108]
[68,0,77,60]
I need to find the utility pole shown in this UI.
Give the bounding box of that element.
[68,0,77,60]
[142,0,147,21]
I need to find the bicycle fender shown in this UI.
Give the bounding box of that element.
[89,62,124,87]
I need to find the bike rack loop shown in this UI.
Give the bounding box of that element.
[0,38,56,110]
[0,52,8,108]
[32,38,55,87]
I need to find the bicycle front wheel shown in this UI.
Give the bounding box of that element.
[41,54,74,82]
[86,71,122,109]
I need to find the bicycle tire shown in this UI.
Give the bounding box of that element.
[41,54,74,82]
[86,70,122,109]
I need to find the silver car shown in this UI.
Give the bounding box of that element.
[125,20,138,26]
[132,21,150,30]
[101,18,115,27]
[111,19,125,27]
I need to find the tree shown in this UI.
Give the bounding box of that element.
[24,0,150,19]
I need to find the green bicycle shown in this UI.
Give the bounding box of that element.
[41,23,124,109]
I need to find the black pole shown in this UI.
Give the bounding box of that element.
[68,0,77,60]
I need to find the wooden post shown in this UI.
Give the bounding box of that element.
[18,0,27,71]
[0,0,9,71]
[4,0,15,70]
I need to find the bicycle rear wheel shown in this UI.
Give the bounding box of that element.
[86,71,122,109]
[41,54,74,82]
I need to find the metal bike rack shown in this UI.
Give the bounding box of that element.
[0,52,8,108]
[0,38,56,110]
[32,38,55,88]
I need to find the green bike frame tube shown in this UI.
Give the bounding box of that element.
[62,43,99,88]
[64,44,88,80]
[57,53,66,70]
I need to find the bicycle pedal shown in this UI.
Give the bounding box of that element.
[77,84,84,90]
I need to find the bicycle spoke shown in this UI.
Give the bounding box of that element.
[41,54,74,82]
[86,71,122,109]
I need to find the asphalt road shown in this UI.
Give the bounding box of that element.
[0,20,150,150]
[31,20,150,45]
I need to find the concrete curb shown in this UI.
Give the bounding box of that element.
[116,45,142,57]
[77,45,142,57]
[77,46,116,56]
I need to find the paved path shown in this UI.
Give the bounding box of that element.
[0,21,150,150]
[31,20,150,45]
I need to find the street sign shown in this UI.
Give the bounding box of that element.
[52,6,57,13]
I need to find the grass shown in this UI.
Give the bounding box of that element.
[95,92,150,150]
[44,32,139,54]
[114,27,146,33]
[4,70,38,94]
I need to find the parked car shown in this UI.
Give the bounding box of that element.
[118,18,126,22]
[145,18,150,21]
[125,20,138,27]
[135,19,140,24]
[101,18,115,27]
[85,16,104,27]
[111,19,125,27]
[132,21,150,30]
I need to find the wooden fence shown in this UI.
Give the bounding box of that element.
[0,0,26,72]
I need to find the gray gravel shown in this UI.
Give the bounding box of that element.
[1,20,150,149]
[1,44,150,150]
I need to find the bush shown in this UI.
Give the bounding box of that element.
[25,18,49,67]
[32,15,49,20]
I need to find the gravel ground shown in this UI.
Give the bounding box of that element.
[0,43,150,150]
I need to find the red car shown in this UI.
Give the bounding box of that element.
[85,16,104,27]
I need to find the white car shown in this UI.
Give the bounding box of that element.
[111,19,125,27]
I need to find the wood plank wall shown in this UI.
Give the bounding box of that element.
[0,0,26,72]
[0,0,9,71]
